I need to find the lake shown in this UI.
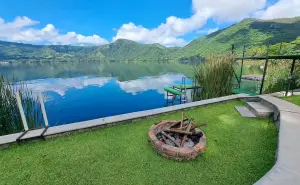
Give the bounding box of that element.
[0,61,194,126]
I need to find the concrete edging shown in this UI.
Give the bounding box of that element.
[0,94,250,146]
[254,95,300,185]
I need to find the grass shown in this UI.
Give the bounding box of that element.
[281,95,300,106]
[0,100,277,185]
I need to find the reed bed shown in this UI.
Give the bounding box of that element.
[0,76,42,136]
[193,54,235,99]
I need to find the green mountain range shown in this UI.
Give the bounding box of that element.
[1,17,300,63]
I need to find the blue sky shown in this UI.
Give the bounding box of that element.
[0,0,299,46]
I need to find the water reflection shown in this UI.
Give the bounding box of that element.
[21,74,190,125]
[0,61,192,82]
[1,61,194,126]
[25,76,112,97]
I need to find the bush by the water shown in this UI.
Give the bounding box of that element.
[264,60,300,93]
[193,54,234,99]
[0,76,42,136]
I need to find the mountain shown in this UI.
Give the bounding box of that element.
[0,17,300,63]
[176,17,300,58]
[0,39,180,62]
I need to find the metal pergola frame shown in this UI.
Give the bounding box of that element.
[232,44,300,95]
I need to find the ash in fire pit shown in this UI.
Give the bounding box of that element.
[148,113,207,161]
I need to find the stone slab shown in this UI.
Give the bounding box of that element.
[255,164,300,185]
[255,97,300,185]
[259,95,300,114]
[0,132,23,146]
[276,112,300,168]
[247,101,273,117]
[20,129,45,140]
[45,118,106,136]
[235,106,256,118]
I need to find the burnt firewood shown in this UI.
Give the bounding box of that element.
[161,131,181,147]
[191,131,203,143]
[180,119,193,147]
[164,128,193,135]
[170,118,189,128]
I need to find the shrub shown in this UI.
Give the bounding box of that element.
[193,54,235,99]
[263,59,300,93]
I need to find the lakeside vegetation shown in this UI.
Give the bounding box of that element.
[0,100,277,185]
[193,54,234,99]
[0,76,42,136]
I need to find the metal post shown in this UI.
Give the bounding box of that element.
[285,59,296,96]
[279,42,283,55]
[38,91,49,127]
[166,91,168,106]
[260,43,270,94]
[15,91,29,131]
[239,46,246,88]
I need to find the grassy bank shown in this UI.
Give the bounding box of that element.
[281,95,300,106]
[0,100,277,185]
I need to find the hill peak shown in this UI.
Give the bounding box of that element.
[113,39,138,45]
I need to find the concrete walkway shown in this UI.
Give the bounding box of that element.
[254,95,300,185]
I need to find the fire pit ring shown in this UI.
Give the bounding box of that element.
[148,120,206,161]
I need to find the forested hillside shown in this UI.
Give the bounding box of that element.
[0,17,300,63]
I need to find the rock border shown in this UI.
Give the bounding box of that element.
[148,120,206,161]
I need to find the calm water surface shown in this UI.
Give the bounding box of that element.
[1,61,193,126]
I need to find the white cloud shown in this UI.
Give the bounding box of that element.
[255,0,300,19]
[2,0,300,47]
[112,22,189,47]
[21,76,111,97]
[194,0,266,22]
[113,0,267,46]
[196,27,219,34]
[0,16,108,45]
[117,74,188,95]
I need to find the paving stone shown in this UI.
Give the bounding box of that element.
[235,106,257,118]
[45,118,106,136]
[259,95,300,113]
[247,102,273,117]
[20,129,45,140]
[0,132,23,146]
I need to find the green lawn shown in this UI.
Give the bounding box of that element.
[281,95,300,106]
[0,100,277,185]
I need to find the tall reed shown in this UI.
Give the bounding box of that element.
[193,54,235,100]
[0,76,42,136]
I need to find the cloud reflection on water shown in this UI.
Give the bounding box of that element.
[22,73,187,100]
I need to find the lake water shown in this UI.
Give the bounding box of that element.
[0,61,193,126]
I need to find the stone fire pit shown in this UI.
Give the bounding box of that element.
[148,117,206,161]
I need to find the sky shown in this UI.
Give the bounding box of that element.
[0,0,300,47]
